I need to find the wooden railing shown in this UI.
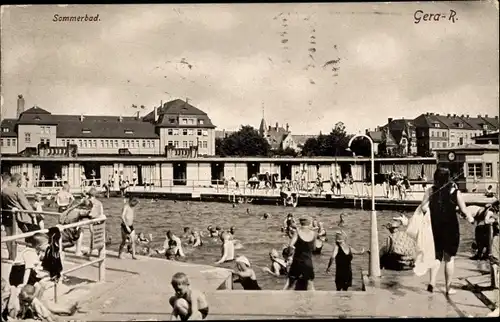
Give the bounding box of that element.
[1,209,106,303]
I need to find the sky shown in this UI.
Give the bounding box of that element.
[1,2,498,135]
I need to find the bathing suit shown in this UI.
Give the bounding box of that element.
[58,205,69,213]
[238,276,261,290]
[121,222,134,235]
[335,245,353,291]
[288,231,315,282]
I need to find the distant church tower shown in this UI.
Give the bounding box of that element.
[17,94,25,118]
[258,102,267,137]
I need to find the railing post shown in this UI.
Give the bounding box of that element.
[98,239,106,282]
[10,212,18,261]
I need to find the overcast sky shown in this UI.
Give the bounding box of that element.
[1,2,498,134]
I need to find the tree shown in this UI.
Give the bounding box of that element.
[215,126,271,156]
[273,146,299,157]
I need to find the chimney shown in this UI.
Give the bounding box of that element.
[154,106,158,122]
[477,114,481,118]
[17,95,25,118]
[286,123,289,132]
[495,116,499,120]
[466,114,469,118]
[485,114,488,118]
[447,114,451,117]
[388,118,393,124]
[136,111,140,120]
[453,114,457,117]
[460,114,464,118]
[80,114,84,122]
[275,122,279,130]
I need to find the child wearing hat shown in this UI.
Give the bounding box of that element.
[232,256,261,290]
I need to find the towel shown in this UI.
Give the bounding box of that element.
[406,207,439,276]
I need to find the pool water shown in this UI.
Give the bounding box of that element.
[43,198,475,291]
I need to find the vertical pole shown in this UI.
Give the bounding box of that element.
[10,211,18,261]
[369,137,381,278]
[98,223,106,282]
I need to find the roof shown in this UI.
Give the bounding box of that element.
[435,143,499,152]
[0,118,18,137]
[460,116,499,132]
[367,131,383,143]
[55,116,159,139]
[472,131,500,140]
[414,113,499,130]
[291,134,315,146]
[259,118,267,135]
[266,126,289,150]
[17,106,58,125]
[154,99,215,128]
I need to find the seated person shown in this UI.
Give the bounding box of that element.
[380,220,416,271]
[169,272,209,321]
[58,199,94,256]
[485,185,495,198]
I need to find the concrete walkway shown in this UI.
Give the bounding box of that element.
[44,251,495,320]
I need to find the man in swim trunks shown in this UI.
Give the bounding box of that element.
[118,197,139,259]
[55,183,75,213]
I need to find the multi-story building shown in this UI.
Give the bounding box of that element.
[258,118,290,150]
[414,113,499,156]
[0,96,216,157]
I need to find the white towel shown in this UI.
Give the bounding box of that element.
[406,207,440,276]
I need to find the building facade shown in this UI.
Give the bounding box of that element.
[414,113,499,156]
[0,97,216,157]
[435,144,499,193]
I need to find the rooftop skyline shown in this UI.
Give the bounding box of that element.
[1,3,498,134]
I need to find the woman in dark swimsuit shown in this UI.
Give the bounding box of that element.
[313,222,327,255]
[422,168,472,295]
[232,256,261,290]
[326,231,364,291]
[284,217,316,291]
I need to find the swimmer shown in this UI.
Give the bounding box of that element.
[182,227,192,240]
[207,226,218,238]
[311,219,319,232]
[232,256,261,290]
[337,214,345,227]
[215,232,235,265]
[261,213,270,220]
[246,208,250,214]
[229,227,236,238]
[262,249,288,277]
[157,231,185,258]
[169,272,209,321]
[282,214,296,237]
[191,231,203,248]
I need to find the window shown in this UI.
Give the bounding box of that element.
[451,142,455,147]
[182,129,188,136]
[125,130,134,135]
[458,123,463,128]
[433,123,440,128]
[182,119,187,125]
[182,141,187,148]
[131,140,135,148]
[6,139,10,147]
[443,132,447,137]
[202,130,208,136]
[152,141,155,147]
[46,139,51,146]
[197,129,202,136]
[169,118,176,124]
[202,141,207,148]
[24,133,31,143]
[168,140,173,146]
[189,141,193,147]
[189,119,194,125]
[0,139,3,147]
[199,119,204,125]
[13,138,16,146]
[459,137,464,145]
[84,140,88,148]
[485,163,492,177]
[173,129,179,135]
[146,141,150,148]
[2,128,8,132]
[82,129,91,134]
[188,129,193,136]
[174,141,179,147]
[71,139,75,144]
[168,129,173,135]
[142,140,146,148]
[442,142,447,148]
[101,140,104,147]
[62,139,65,146]
[468,163,483,178]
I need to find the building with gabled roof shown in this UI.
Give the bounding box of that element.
[0,96,216,156]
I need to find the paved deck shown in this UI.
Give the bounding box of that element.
[24,251,493,320]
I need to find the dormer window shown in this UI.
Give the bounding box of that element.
[458,123,463,128]
[125,130,134,135]
[182,119,187,125]
[433,123,440,128]
[482,124,488,130]
[169,118,176,124]
[199,119,204,125]
[34,116,41,121]
[82,129,91,134]
[2,128,8,132]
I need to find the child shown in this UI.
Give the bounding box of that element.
[9,234,45,292]
[118,197,139,260]
[215,232,235,265]
[169,272,209,321]
[262,249,287,277]
[33,192,45,230]
[16,284,55,322]
[326,231,365,291]
[232,256,261,290]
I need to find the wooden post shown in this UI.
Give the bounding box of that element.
[10,212,19,261]
[53,279,58,304]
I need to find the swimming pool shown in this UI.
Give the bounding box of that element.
[43,198,475,291]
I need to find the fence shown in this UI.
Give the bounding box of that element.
[1,209,106,303]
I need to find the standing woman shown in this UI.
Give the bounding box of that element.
[422,167,474,295]
[284,217,316,291]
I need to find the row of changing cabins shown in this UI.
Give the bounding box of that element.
[1,156,438,190]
